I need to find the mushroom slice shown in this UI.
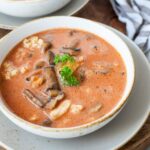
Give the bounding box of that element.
[44,66,60,90]
[34,61,46,69]
[44,51,57,88]
[94,69,110,75]
[45,92,65,110]
[42,42,52,52]
[49,100,71,120]
[23,89,47,108]
[45,50,64,88]
[42,119,52,127]
[93,61,113,75]
[75,67,86,82]
[44,49,65,109]
[46,50,55,67]
[67,39,80,49]
[60,48,80,56]
[60,39,81,56]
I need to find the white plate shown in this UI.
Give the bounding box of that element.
[0,0,89,30]
[0,24,150,150]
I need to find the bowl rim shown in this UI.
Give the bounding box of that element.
[0,16,135,132]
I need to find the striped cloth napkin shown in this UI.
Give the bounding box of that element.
[110,0,150,61]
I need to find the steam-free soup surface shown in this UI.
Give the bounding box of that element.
[0,29,126,128]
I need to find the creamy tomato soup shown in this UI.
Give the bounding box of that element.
[0,29,126,128]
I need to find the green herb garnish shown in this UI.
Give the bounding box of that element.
[54,54,80,86]
[54,54,75,64]
[60,66,80,86]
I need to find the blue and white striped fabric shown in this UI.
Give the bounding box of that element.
[110,0,150,61]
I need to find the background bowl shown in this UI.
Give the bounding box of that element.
[0,0,71,18]
[0,16,135,138]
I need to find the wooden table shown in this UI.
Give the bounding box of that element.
[0,0,149,149]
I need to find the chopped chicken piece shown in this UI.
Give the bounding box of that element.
[23,36,45,50]
[10,68,19,77]
[20,64,29,74]
[29,114,39,121]
[70,104,84,114]
[90,104,102,113]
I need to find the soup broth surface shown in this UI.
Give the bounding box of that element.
[0,29,126,128]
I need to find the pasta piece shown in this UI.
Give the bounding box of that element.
[49,100,71,120]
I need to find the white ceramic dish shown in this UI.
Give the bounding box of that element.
[0,0,71,18]
[0,141,12,150]
[0,25,149,149]
[0,0,89,30]
[0,16,134,138]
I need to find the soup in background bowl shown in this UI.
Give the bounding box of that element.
[0,16,134,138]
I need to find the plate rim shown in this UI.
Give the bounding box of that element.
[0,22,149,150]
[105,24,150,149]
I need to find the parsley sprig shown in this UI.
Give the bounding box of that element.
[60,66,80,86]
[54,54,75,64]
[54,54,80,86]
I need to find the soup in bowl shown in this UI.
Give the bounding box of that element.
[0,16,134,138]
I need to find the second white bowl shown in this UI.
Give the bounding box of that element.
[0,0,71,18]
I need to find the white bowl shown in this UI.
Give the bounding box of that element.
[0,16,135,138]
[0,0,71,18]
